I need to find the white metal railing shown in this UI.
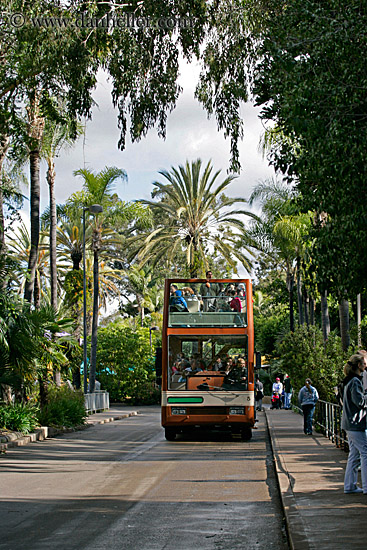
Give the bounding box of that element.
[84,390,110,414]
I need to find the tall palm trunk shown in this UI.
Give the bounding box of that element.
[89,243,100,394]
[24,95,44,304]
[296,257,304,325]
[309,297,315,326]
[339,297,350,352]
[357,294,362,348]
[24,148,41,303]
[286,268,295,332]
[47,158,57,311]
[0,136,9,278]
[303,290,309,327]
[321,290,330,344]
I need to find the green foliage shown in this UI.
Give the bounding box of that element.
[276,326,348,402]
[252,0,367,297]
[95,321,160,404]
[0,403,40,434]
[255,312,289,358]
[38,386,87,428]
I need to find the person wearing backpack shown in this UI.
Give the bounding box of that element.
[341,352,367,494]
[298,378,319,435]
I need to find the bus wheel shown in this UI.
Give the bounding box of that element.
[241,428,252,441]
[165,428,176,441]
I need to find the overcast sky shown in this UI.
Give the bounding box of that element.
[23,59,274,217]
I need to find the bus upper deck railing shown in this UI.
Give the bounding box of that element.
[169,295,248,328]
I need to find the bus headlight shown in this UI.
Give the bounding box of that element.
[229,407,245,415]
[171,407,187,415]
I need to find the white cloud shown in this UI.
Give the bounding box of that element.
[20,61,274,219]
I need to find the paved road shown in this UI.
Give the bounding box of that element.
[1,407,288,550]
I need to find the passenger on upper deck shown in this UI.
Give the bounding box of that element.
[169,285,189,312]
[199,270,219,312]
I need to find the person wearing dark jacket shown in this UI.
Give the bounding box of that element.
[298,379,319,434]
[342,352,367,494]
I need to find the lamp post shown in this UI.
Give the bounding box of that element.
[83,204,103,394]
[149,326,159,348]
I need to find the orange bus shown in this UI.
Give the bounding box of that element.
[160,278,255,440]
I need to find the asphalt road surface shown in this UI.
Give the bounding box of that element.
[0,407,289,550]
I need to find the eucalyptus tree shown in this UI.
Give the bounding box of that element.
[129,159,258,277]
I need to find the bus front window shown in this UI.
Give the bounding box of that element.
[168,335,248,391]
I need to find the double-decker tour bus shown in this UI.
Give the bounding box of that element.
[160,278,255,441]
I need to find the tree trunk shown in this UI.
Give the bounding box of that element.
[24,94,44,304]
[89,248,99,393]
[321,290,330,344]
[1,384,12,405]
[38,371,48,410]
[0,135,9,288]
[303,290,309,327]
[309,297,315,326]
[357,294,362,348]
[286,270,295,332]
[140,300,145,327]
[33,271,41,310]
[47,158,57,311]
[339,297,350,352]
[296,258,304,325]
[24,147,41,303]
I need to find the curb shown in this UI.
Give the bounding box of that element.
[265,410,313,550]
[0,411,139,453]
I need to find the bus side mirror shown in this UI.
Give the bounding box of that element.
[255,352,261,370]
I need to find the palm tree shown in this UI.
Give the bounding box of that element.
[72,166,128,393]
[42,118,82,311]
[23,93,45,305]
[0,135,9,265]
[129,159,258,277]
[249,180,312,332]
[6,220,51,308]
[120,265,163,326]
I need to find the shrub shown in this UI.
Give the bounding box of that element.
[276,326,348,401]
[38,386,87,428]
[96,322,160,403]
[0,403,40,434]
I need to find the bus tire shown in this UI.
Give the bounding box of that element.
[241,428,252,441]
[165,428,176,441]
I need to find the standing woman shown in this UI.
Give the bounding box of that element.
[342,353,367,494]
[298,379,319,435]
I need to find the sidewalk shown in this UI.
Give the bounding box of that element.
[0,405,140,451]
[265,408,367,550]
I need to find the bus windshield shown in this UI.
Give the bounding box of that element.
[168,334,248,391]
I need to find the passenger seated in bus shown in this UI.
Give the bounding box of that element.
[169,285,189,312]
[224,356,247,387]
[184,358,205,377]
[230,290,244,326]
[222,357,234,374]
[212,356,223,371]
[216,284,231,312]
